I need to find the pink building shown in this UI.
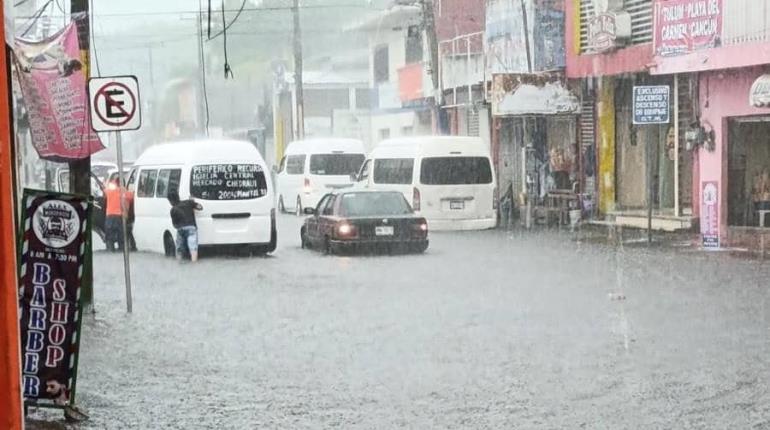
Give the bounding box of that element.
[651,0,770,248]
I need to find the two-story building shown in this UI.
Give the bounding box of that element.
[566,0,697,231]
[348,3,434,145]
[651,0,770,248]
[487,0,579,226]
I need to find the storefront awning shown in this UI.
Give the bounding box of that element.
[750,74,770,108]
[491,73,580,116]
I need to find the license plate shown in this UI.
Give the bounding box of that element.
[450,200,465,210]
[375,226,394,236]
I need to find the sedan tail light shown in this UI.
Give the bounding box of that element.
[412,187,421,211]
[335,221,358,238]
[411,219,428,234]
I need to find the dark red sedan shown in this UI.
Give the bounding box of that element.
[300,190,429,255]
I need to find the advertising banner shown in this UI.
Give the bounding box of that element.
[18,190,90,407]
[701,181,720,248]
[654,0,722,57]
[485,0,533,75]
[14,22,104,161]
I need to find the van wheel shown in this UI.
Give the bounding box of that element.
[295,197,302,217]
[163,232,176,258]
[278,196,286,213]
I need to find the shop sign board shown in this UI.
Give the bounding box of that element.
[654,0,722,57]
[633,85,670,125]
[18,190,90,408]
[701,181,720,249]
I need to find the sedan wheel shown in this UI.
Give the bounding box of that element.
[300,228,308,249]
[323,237,333,255]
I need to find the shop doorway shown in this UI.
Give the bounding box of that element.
[614,79,676,212]
[727,117,770,227]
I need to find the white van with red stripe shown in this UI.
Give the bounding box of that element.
[354,136,497,231]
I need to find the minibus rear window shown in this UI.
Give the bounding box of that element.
[190,164,268,200]
[420,157,493,185]
[309,154,365,175]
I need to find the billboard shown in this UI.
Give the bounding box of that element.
[654,0,722,57]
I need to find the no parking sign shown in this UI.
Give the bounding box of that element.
[88,76,142,132]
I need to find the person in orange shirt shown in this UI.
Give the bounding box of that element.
[104,180,135,252]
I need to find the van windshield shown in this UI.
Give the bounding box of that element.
[373,158,414,184]
[190,164,268,200]
[420,157,493,185]
[309,153,365,175]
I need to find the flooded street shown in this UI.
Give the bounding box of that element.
[26,215,770,429]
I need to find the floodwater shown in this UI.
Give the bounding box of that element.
[26,215,770,429]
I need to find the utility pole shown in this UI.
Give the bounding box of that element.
[70,0,93,307]
[421,0,441,128]
[292,0,304,139]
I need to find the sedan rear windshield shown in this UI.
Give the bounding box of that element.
[190,164,268,200]
[340,192,412,217]
[309,154,365,175]
[420,157,493,185]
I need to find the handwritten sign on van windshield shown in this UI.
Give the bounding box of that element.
[190,164,267,200]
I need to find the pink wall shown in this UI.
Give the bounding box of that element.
[698,67,770,241]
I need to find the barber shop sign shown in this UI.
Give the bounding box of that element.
[18,189,90,409]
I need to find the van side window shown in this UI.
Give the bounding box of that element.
[358,159,371,182]
[137,169,158,198]
[286,155,305,175]
[155,169,182,198]
[373,158,414,184]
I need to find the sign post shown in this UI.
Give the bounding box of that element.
[88,76,142,313]
[633,85,671,244]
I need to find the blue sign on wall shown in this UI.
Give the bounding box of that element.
[633,86,670,125]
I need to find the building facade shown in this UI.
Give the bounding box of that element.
[651,0,770,247]
[566,0,696,231]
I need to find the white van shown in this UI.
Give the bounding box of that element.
[128,139,277,255]
[275,138,366,215]
[355,136,497,231]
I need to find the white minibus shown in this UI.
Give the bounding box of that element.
[275,138,366,215]
[355,136,497,230]
[128,139,277,255]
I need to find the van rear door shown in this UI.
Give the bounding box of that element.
[189,163,273,244]
[417,156,495,220]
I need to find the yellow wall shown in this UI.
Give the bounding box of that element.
[573,0,582,55]
[597,77,616,214]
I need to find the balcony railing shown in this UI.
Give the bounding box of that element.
[722,0,770,46]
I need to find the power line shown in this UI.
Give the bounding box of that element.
[89,0,102,76]
[18,4,382,19]
[208,0,247,41]
[19,0,54,38]
[198,0,211,137]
